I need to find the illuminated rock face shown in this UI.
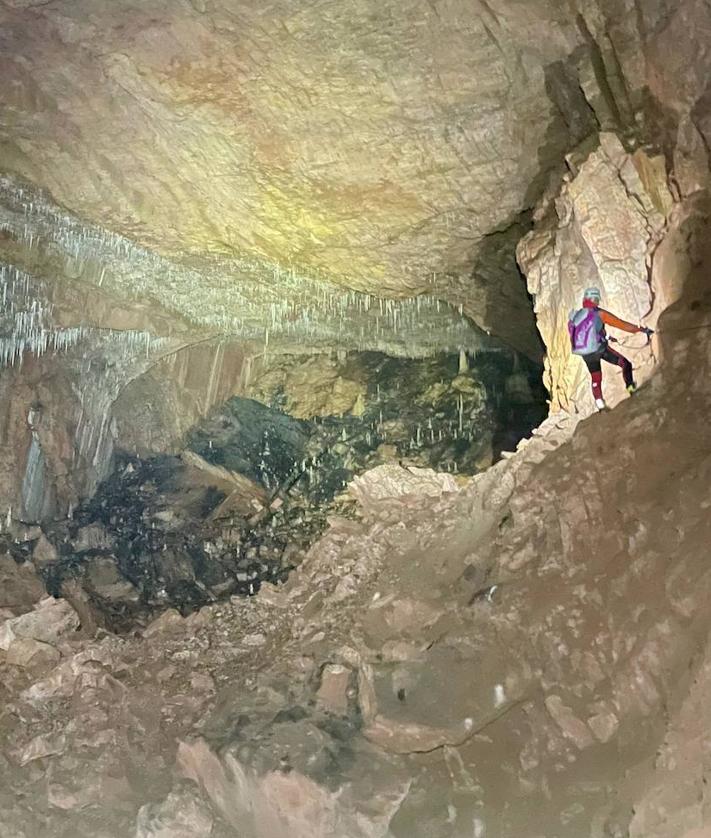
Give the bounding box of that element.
[2,1,710,356]
[518,134,673,413]
[0,0,598,356]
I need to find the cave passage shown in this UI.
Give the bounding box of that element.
[21,349,546,631]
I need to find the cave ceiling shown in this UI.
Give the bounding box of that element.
[0,0,686,357]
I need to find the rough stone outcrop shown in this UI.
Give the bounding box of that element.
[348,463,459,504]
[135,784,215,838]
[0,327,185,522]
[113,339,258,456]
[518,133,673,412]
[245,354,367,420]
[0,182,710,834]
[626,628,711,838]
[178,738,406,838]
[1,0,710,527]
[0,597,79,650]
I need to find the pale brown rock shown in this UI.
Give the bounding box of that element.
[625,625,711,838]
[181,450,268,506]
[74,523,113,552]
[363,715,474,755]
[283,356,366,419]
[451,375,483,397]
[22,641,125,703]
[0,598,79,650]
[135,786,214,838]
[256,583,291,609]
[6,637,60,669]
[379,641,427,664]
[380,598,443,638]
[241,633,267,648]
[85,558,139,602]
[178,738,405,838]
[0,556,45,612]
[587,711,620,744]
[19,733,66,766]
[32,534,58,566]
[316,663,351,715]
[349,464,459,507]
[190,673,216,694]
[156,665,176,684]
[518,135,671,413]
[674,117,711,198]
[143,608,185,638]
[47,770,134,812]
[544,695,595,750]
[114,341,256,459]
[357,663,378,726]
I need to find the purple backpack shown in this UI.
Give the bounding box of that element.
[568,308,604,355]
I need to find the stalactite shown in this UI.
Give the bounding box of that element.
[0,175,500,360]
[0,270,169,370]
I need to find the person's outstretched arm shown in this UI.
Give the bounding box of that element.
[599,309,643,333]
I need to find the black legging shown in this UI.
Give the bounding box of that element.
[583,345,634,400]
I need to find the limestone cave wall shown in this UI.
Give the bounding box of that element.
[1,0,711,835]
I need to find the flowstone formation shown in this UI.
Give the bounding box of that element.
[0,261,179,523]
[0,177,494,360]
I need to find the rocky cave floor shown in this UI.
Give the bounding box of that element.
[1,287,710,837]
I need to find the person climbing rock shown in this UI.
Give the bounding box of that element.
[568,287,653,410]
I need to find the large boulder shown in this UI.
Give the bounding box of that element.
[348,464,459,509]
[178,738,408,838]
[135,785,214,838]
[5,637,61,669]
[282,356,366,420]
[0,598,80,650]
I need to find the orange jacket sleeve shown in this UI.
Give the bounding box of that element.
[599,309,640,333]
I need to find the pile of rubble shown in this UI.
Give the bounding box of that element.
[6,351,543,631]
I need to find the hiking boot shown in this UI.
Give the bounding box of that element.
[595,398,606,411]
